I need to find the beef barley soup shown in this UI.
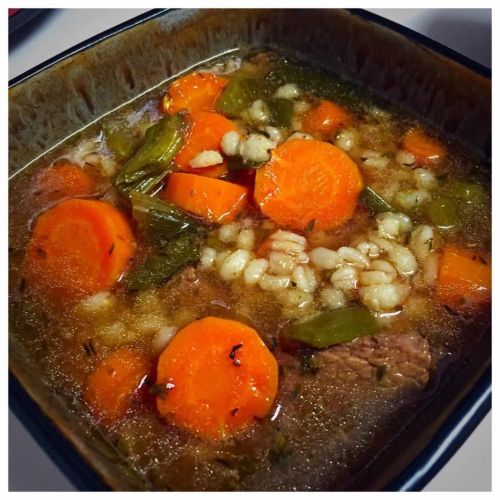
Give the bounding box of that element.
[9,51,491,490]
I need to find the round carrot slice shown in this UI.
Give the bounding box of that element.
[155,317,278,440]
[301,99,352,137]
[31,162,96,206]
[162,72,228,115]
[84,347,150,425]
[24,199,135,300]
[402,128,447,166]
[254,139,363,231]
[174,111,238,173]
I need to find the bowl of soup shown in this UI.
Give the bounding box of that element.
[9,9,491,491]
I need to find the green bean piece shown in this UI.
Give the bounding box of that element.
[127,233,200,290]
[215,76,260,117]
[266,98,294,128]
[288,306,379,349]
[130,192,199,243]
[359,187,395,213]
[444,180,489,206]
[426,196,459,229]
[117,164,169,196]
[115,114,185,187]
[103,124,141,161]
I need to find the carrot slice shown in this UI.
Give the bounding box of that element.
[162,72,229,115]
[163,172,248,224]
[31,162,96,205]
[301,99,352,137]
[84,347,150,426]
[402,128,446,166]
[24,199,135,300]
[437,245,491,311]
[155,317,278,440]
[254,139,363,231]
[174,111,238,175]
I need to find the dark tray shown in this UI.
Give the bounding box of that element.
[9,9,491,491]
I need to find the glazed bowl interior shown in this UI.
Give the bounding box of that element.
[9,9,491,491]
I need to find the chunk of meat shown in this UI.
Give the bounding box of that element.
[315,332,431,389]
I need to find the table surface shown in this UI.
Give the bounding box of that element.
[8,8,492,492]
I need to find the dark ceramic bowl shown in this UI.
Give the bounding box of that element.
[9,9,491,491]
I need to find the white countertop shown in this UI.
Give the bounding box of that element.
[8,8,491,492]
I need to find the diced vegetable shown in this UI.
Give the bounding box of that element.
[359,187,395,214]
[84,347,150,425]
[24,199,135,300]
[266,98,293,128]
[114,114,185,190]
[288,306,379,349]
[164,173,249,224]
[103,124,141,161]
[130,192,199,244]
[301,99,352,137]
[402,128,446,166]
[162,72,229,114]
[425,196,459,229]
[31,162,96,205]
[174,111,239,172]
[155,316,278,440]
[216,75,261,117]
[254,139,363,231]
[127,232,200,290]
[437,245,491,310]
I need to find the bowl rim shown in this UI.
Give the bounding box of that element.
[9,7,492,492]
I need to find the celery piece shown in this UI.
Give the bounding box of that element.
[127,233,200,290]
[216,76,260,117]
[115,114,184,188]
[130,192,198,243]
[360,187,394,214]
[266,98,293,128]
[288,306,379,349]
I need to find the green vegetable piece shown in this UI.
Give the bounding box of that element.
[117,164,169,195]
[445,180,489,206]
[103,124,141,162]
[216,76,260,117]
[426,196,459,229]
[359,187,395,213]
[288,306,379,349]
[115,114,184,187]
[266,98,293,128]
[127,233,200,290]
[130,192,198,243]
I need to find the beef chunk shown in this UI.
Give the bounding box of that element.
[315,332,431,389]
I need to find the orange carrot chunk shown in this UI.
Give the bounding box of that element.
[84,347,150,425]
[254,139,363,231]
[24,199,135,300]
[402,128,447,166]
[174,111,238,177]
[163,172,248,224]
[437,245,491,311]
[301,99,352,137]
[156,317,278,440]
[162,72,228,115]
[31,162,96,205]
